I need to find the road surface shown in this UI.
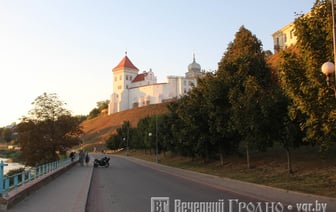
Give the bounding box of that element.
[86,154,299,212]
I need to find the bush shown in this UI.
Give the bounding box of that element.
[5,167,25,177]
[106,135,122,150]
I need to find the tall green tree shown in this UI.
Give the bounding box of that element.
[218,26,274,168]
[166,101,191,156]
[106,121,131,151]
[134,117,151,151]
[120,120,131,150]
[27,93,71,121]
[199,72,239,165]
[279,0,336,149]
[175,88,214,161]
[17,93,82,166]
[106,134,122,150]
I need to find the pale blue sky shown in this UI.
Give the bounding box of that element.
[0,0,315,127]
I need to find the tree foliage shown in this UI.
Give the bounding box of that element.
[16,93,82,166]
[87,100,109,120]
[217,26,277,168]
[0,127,13,143]
[106,27,285,168]
[104,4,333,172]
[278,0,336,149]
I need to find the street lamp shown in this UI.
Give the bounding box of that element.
[148,132,152,150]
[121,121,130,156]
[148,132,158,163]
[321,0,336,95]
[321,62,335,87]
[122,136,129,156]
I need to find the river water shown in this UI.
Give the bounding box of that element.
[0,158,25,175]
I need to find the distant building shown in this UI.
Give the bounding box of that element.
[272,22,297,53]
[108,54,203,114]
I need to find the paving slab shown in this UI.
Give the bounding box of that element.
[7,163,93,212]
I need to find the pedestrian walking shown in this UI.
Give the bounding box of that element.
[85,152,90,166]
[69,151,75,162]
[79,150,85,166]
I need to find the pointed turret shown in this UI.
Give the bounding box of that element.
[113,54,139,72]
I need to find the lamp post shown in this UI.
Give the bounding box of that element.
[148,132,152,158]
[121,121,130,156]
[155,115,159,163]
[126,125,129,156]
[321,0,336,95]
[122,137,126,155]
[148,131,158,163]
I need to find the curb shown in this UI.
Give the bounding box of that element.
[115,155,336,210]
[83,164,94,212]
[73,163,94,212]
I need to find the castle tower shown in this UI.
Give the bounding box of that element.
[108,54,139,114]
[108,53,203,115]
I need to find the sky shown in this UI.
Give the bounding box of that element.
[0,0,315,127]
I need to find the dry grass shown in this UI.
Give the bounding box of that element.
[80,102,169,148]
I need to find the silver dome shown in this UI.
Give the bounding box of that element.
[188,54,201,72]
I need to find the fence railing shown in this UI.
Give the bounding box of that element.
[0,157,77,197]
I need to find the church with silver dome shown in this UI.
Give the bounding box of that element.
[108,54,203,114]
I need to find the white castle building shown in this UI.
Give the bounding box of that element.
[108,54,202,114]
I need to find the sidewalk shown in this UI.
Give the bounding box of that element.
[7,162,93,212]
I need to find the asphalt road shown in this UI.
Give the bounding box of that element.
[86,154,298,212]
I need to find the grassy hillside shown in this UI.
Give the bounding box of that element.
[80,101,336,197]
[80,102,169,148]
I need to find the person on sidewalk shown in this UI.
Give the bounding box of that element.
[69,151,75,162]
[85,152,90,166]
[79,150,85,166]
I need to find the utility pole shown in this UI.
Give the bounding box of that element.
[155,115,159,163]
[126,122,129,156]
[332,0,336,72]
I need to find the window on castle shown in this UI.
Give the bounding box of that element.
[126,75,129,80]
[119,75,122,80]
[114,76,117,81]
[118,85,122,90]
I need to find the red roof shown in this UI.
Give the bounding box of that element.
[132,73,148,83]
[113,56,139,71]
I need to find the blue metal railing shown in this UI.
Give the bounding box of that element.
[0,157,77,197]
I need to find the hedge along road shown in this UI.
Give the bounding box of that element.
[86,154,307,212]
